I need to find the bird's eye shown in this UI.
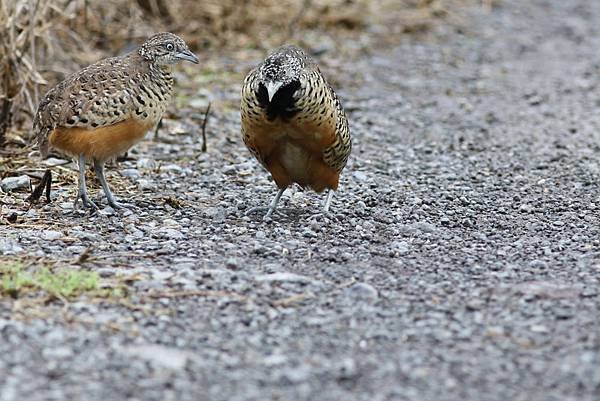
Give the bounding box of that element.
[165,43,174,51]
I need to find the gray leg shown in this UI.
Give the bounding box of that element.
[93,159,123,209]
[245,187,286,218]
[323,189,334,213]
[74,154,98,210]
[265,187,286,218]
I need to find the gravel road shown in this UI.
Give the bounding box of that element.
[2,0,600,400]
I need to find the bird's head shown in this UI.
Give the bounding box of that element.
[139,32,199,66]
[256,45,309,103]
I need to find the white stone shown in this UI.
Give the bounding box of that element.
[345,282,378,302]
[1,175,30,192]
[43,157,69,167]
[0,238,23,254]
[255,272,314,284]
[136,158,157,169]
[161,228,185,240]
[41,230,63,241]
[121,345,190,370]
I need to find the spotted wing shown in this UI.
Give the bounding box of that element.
[34,56,139,156]
[322,82,351,173]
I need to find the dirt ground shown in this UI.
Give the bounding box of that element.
[2,0,600,400]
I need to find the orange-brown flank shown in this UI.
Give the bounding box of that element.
[48,117,153,162]
[244,118,340,193]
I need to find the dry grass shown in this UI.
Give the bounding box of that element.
[0,0,51,145]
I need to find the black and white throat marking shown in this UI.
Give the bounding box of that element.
[256,53,303,121]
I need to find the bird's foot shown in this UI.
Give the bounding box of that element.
[74,192,99,211]
[105,199,140,212]
[244,206,269,216]
[306,211,333,223]
[101,191,139,212]
[106,199,126,210]
[244,206,280,218]
[245,188,286,219]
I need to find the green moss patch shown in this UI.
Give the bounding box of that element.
[0,262,122,300]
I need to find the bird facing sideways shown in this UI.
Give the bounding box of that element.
[240,45,351,217]
[34,32,199,210]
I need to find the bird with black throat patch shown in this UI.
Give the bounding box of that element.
[240,45,352,218]
[34,32,199,211]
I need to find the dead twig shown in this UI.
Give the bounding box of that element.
[0,97,11,146]
[201,102,211,152]
[153,117,162,140]
[272,292,315,307]
[25,168,51,205]
[147,289,246,301]
[75,246,93,265]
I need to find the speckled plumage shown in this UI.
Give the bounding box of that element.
[34,32,193,158]
[240,45,351,216]
[34,32,198,210]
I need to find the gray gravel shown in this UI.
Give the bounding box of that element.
[2,0,600,400]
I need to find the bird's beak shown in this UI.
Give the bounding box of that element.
[175,49,199,64]
[265,81,283,102]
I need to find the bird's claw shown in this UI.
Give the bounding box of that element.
[74,193,99,211]
[307,211,332,223]
[245,206,279,218]
[108,201,138,211]
[244,206,267,216]
[106,200,126,210]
